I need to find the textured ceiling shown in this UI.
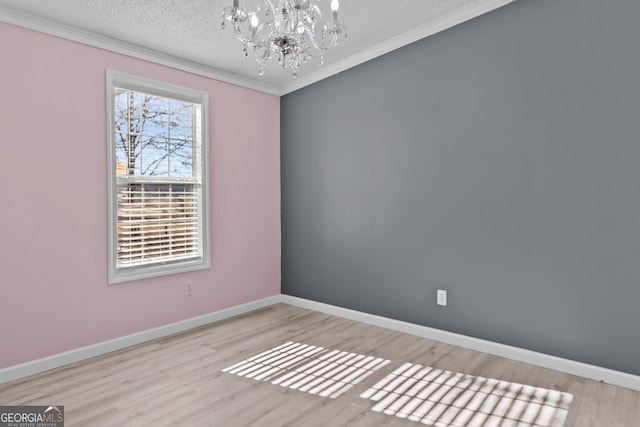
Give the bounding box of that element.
[0,0,514,94]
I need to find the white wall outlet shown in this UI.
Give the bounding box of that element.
[184,281,193,296]
[437,289,447,306]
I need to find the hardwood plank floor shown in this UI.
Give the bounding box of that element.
[0,303,638,426]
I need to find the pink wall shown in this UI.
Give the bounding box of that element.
[0,23,281,369]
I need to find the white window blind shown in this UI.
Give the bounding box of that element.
[107,70,210,284]
[116,180,200,267]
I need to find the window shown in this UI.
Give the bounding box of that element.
[106,70,210,284]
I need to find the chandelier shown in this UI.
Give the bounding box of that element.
[222,0,347,77]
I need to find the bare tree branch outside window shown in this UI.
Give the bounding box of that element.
[114,89,194,178]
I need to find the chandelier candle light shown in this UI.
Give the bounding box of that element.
[222,0,347,77]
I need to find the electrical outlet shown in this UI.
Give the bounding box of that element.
[437,289,447,306]
[184,281,193,296]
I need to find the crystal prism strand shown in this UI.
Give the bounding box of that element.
[292,58,300,78]
[279,50,286,68]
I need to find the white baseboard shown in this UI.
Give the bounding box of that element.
[0,295,281,385]
[281,294,640,392]
[4,293,639,392]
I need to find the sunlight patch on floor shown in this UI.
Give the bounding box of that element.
[222,341,391,399]
[360,363,573,427]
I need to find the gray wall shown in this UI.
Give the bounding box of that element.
[281,0,640,376]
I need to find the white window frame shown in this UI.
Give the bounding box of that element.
[106,70,210,284]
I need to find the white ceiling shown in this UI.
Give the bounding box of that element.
[0,0,515,95]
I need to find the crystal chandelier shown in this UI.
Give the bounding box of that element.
[222,0,347,77]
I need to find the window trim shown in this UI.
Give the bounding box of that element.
[106,70,210,284]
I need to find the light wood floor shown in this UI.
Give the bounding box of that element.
[1,303,638,426]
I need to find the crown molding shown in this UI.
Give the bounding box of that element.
[1,0,515,96]
[281,0,517,95]
[0,5,281,96]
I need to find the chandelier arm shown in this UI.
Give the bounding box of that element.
[303,24,337,52]
[303,27,326,52]
[324,26,339,49]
